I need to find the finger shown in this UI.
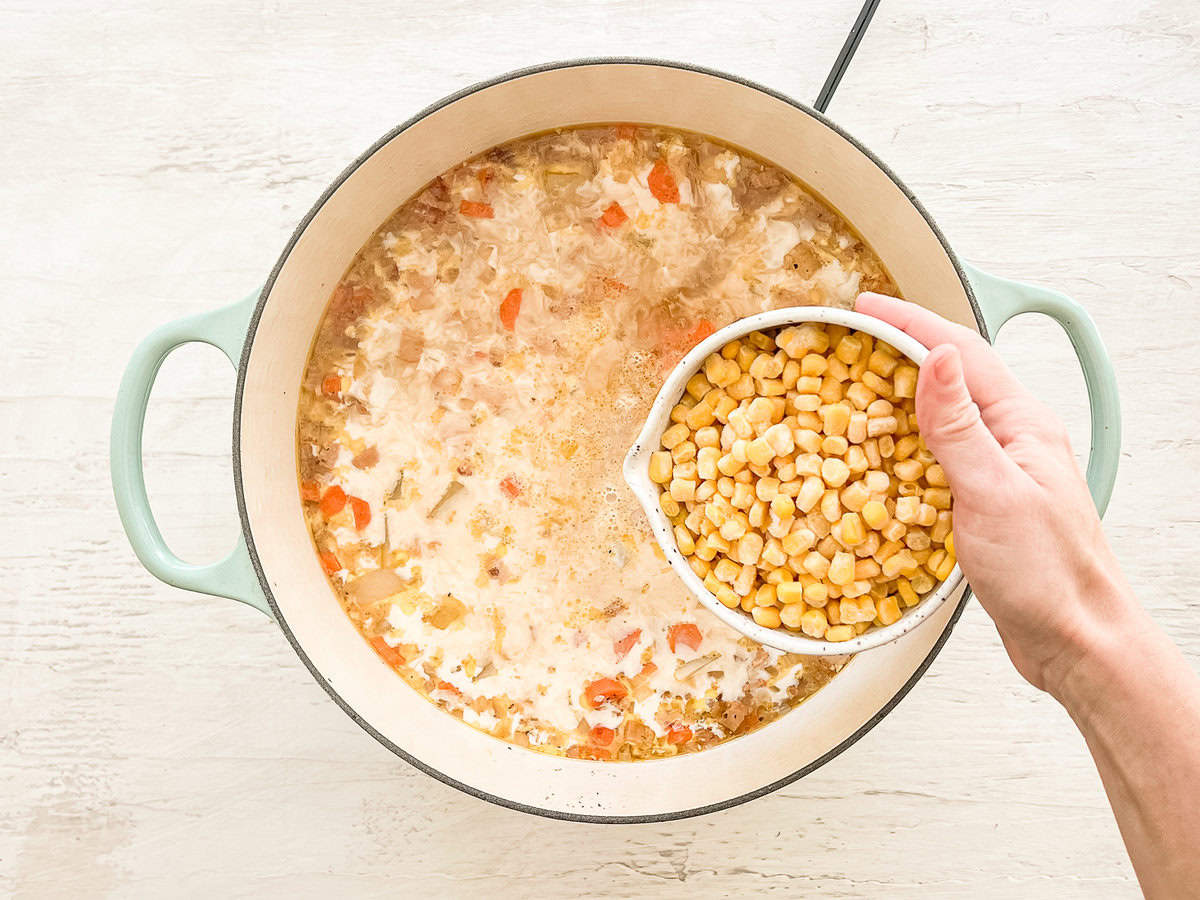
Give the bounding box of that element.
[915,344,1026,500]
[855,292,1032,414]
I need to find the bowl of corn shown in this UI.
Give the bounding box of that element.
[623,305,963,655]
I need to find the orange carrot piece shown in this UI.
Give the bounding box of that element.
[599,201,628,228]
[614,629,641,660]
[437,681,463,697]
[349,496,371,530]
[584,677,628,709]
[667,724,692,745]
[319,550,341,575]
[639,662,658,679]
[499,288,522,331]
[648,160,680,204]
[322,375,342,397]
[319,485,347,517]
[300,481,321,502]
[499,476,521,499]
[459,200,494,218]
[370,636,405,668]
[589,725,616,746]
[687,319,716,344]
[667,623,703,654]
[477,167,493,191]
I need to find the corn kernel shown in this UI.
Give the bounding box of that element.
[796,476,824,513]
[862,499,889,530]
[821,457,850,488]
[803,581,828,608]
[648,451,672,483]
[840,512,866,546]
[868,349,898,377]
[821,403,851,436]
[910,572,935,594]
[779,602,806,629]
[800,608,828,638]
[715,585,739,608]
[673,524,696,555]
[893,365,918,399]
[825,598,841,624]
[825,624,854,642]
[846,381,875,410]
[894,496,921,524]
[828,551,855,586]
[877,595,901,625]
[752,606,782,628]
[924,487,952,510]
[834,334,863,365]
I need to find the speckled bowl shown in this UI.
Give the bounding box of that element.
[624,306,965,655]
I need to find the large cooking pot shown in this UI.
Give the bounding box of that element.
[111,59,1120,823]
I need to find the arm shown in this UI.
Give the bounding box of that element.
[857,292,1200,898]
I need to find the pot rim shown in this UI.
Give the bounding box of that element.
[232,56,983,824]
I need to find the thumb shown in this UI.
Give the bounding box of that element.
[916,344,1012,498]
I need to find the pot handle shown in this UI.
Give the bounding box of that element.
[964,263,1121,515]
[110,293,271,617]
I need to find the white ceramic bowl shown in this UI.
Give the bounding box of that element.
[623,306,965,656]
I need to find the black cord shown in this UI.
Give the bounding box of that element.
[814,0,883,113]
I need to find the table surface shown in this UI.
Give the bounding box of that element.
[4,0,1198,896]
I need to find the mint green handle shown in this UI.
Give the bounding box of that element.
[965,264,1120,514]
[110,293,270,616]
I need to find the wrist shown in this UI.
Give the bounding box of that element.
[1047,590,1156,719]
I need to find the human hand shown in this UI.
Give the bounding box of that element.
[855,292,1135,697]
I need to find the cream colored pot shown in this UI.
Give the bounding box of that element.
[112,60,1120,822]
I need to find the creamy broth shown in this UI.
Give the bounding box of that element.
[297,125,897,760]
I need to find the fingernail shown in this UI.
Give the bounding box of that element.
[934,346,960,383]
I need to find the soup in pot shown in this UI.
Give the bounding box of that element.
[296,124,897,760]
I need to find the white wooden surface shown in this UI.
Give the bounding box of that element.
[4,0,1198,896]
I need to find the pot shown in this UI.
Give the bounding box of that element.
[111,59,1120,823]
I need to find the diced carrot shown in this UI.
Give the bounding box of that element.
[584,677,628,709]
[667,724,693,745]
[319,550,341,575]
[319,485,347,517]
[477,167,493,191]
[614,124,638,140]
[370,635,405,668]
[648,160,680,204]
[599,201,628,228]
[667,623,703,654]
[499,288,522,331]
[614,629,642,660]
[589,725,616,746]
[437,681,463,698]
[601,277,628,295]
[499,476,521,499]
[349,496,371,530]
[639,662,658,678]
[687,319,716,344]
[322,375,342,397]
[300,481,321,502]
[459,200,494,218]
